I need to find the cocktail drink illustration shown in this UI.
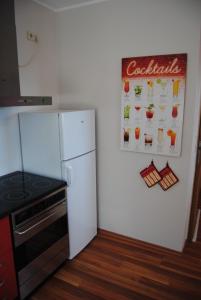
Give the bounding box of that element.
[134,85,142,97]
[172,104,179,119]
[146,110,154,120]
[135,105,141,111]
[167,129,176,147]
[135,127,140,140]
[157,128,164,145]
[171,132,176,146]
[145,104,154,121]
[144,134,153,146]
[124,129,130,143]
[157,78,168,97]
[134,105,141,120]
[172,104,179,127]
[123,80,130,96]
[147,80,154,97]
[172,79,180,98]
[124,105,131,120]
[158,104,167,121]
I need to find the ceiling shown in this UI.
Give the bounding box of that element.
[32,0,109,12]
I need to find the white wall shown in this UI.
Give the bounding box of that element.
[16,0,59,100]
[0,0,59,176]
[57,0,201,251]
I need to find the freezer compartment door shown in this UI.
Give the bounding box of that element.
[19,112,62,179]
[59,110,95,160]
[62,151,97,259]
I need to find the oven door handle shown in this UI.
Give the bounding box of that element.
[15,210,59,235]
[14,201,67,242]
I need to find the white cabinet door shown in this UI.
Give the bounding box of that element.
[62,151,97,259]
[59,110,95,160]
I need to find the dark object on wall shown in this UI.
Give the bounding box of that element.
[0,0,52,106]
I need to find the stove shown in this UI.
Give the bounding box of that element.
[0,171,66,217]
[1,171,69,300]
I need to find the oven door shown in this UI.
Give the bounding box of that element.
[13,201,68,299]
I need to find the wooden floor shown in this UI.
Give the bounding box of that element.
[30,230,201,300]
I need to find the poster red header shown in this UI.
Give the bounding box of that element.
[122,53,187,79]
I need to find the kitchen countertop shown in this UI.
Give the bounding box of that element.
[0,171,66,218]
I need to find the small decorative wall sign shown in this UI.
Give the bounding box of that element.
[121,53,187,157]
[159,162,179,190]
[140,161,161,188]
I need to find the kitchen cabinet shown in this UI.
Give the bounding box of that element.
[0,216,18,300]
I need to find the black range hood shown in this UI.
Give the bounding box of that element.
[0,0,52,106]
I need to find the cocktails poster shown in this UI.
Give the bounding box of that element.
[120,53,187,157]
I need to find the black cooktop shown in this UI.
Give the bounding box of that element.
[0,171,66,218]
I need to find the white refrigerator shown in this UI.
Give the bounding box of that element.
[19,110,97,259]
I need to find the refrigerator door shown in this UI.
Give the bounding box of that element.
[62,151,97,259]
[59,110,95,161]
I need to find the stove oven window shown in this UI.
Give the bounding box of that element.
[14,214,67,272]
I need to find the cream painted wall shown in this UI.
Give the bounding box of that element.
[0,0,59,176]
[56,0,201,251]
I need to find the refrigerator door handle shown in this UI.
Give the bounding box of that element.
[65,166,73,186]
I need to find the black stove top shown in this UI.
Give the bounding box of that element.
[0,171,66,218]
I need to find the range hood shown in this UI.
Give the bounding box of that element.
[0,0,52,106]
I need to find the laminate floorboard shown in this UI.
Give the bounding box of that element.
[29,230,201,300]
